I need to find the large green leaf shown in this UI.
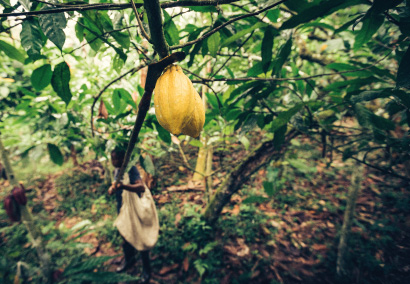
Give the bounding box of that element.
[354,12,384,50]
[39,9,67,50]
[271,104,303,132]
[397,44,410,89]
[0,40,25,62]
[20,19,44,57]
[47,143,64,165]
[272,37,292,76]
[207,32,220,58]
[281,0,367,30]
[163,10,179,46]
[262,27,275,73]
[31,64,52,91]
[51,62,72,105]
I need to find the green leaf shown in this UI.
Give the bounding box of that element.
[263,181,275,197]
[156,123,171,144]
[47,143,63,165]
[163,10,179,45]
[325,63,373,77]
[51,62,72,105]
[140,155,155,176]
[354,12,384,50]
[222,22,267,47]
[39,9,67,50]
[0,40,25,62]
[189,139,204,147]
[207,32,220,58]
[112,90,122,113]
[271,104,303,132]
[288,159,317,174]
[262,27,275,73]
[20,19,44,57]
[350,89,390,104]
[281,0,367,30]
[397,44,410,89]
[239,135,250,150]
[31,64,52,91]
[243,195,269,204]
[273,124,287,149]
[272,37,292,76]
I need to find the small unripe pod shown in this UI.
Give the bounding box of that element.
[3,195,21,222]
[12,185,27,205]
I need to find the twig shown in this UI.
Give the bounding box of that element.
[211,30,254,78]
[170,0,289,50]
[130,0,151,42]
[91,65,147,136]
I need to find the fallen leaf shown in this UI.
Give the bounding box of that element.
[232,204,240,215]
[182,256,189,272]
[174,213,181,227]
[159,263,179,275]
[312,244,327,250]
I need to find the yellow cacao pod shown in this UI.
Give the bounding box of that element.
[154,65,195,135]
[181,88,205,138]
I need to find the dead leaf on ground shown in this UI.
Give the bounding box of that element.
[182,256,189,272]
[174,213,182,227]
[159,263,179,275]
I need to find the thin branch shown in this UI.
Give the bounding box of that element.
[211,30,254,78]
[170,0,289,50]
[0,21,22,33]
[0,0,242,18]
[91,65,147,136]
[130,0,151,42]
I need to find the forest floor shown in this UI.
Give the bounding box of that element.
[1,134,410,284]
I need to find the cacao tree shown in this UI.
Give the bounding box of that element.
[0,0,409,226]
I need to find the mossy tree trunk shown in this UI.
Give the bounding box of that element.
[336,164,363,276]
[203,131,298,224]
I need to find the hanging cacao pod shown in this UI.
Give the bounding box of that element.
[181,88,205,138]
[3,195,21,222]
[12,185,27,206]
[154,65,195,135]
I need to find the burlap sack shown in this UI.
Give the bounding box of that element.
[114,181,159,251]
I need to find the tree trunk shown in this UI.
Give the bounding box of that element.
[336,164,363,276]
[203,131,297,224]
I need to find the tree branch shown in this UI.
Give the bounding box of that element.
[130,0,151,42]
[0,0,241,18]
[143,0,169,58]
